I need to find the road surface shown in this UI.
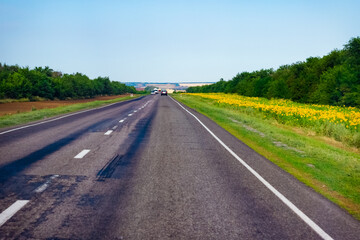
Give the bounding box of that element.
[0,95,359,239]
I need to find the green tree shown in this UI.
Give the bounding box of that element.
[2,72,32,98]
[311,65,356,105]
[267,78,290,99]
[344,37,360,67]
[21,68,55,99]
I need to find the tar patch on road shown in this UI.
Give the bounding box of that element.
[96,154,124,181]
[96,103,156,181]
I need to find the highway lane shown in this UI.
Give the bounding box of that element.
[0,94,359,239]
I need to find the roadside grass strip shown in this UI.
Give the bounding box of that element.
[0,95,142,131]
[172,94,360,221]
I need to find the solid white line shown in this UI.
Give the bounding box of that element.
[170,96,333,240]
[74,149,90,159]
[0,100,132,135]
[0,200,29,227]
[104,130,113,135]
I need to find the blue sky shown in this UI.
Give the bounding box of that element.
[0,0,359,83]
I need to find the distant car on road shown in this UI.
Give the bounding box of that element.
[151,90,156,95]
[161,90,168,96]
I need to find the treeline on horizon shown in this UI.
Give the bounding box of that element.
[187,37,360,107]
[0,64,136,100]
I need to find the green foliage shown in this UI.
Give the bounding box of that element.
[344,37,360,68]
[188,37,360,107]
[0,63,136,100]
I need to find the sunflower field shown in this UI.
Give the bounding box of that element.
[185,93,360,147]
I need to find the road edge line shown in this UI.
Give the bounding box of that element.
[170,96,333,240]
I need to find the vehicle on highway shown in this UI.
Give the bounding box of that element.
[161,90,168,96]
[151,90,156,95]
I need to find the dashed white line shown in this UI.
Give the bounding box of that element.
[34,175,59,193]
[0,200,29,227]
[119,118,126,123]
[128,113,133,116]
[133,110,137,113]
[74,149,90,159]
[35,183,49,193]
[112,126,118,130]
[104,130,113,135]
[170,96,333,240]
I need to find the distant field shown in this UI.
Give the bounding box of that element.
[146,83,177,89]
[179,83,213,87]
[0,95,129,116]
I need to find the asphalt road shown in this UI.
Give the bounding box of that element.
[0,95,359,239]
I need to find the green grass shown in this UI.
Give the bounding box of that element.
[172,93,360,220]
[0,94,142,129]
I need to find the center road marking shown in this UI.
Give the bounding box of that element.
[74,149,90,159]
[34,175,59,193]
[104,130,113,135]
[170,96,333,240]
[0,200,29,227]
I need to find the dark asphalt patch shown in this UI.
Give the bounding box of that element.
[96,154,123,181]
[96,103,156,181]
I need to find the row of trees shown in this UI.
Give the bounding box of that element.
[188,37,360,107]
[0,65,136,100]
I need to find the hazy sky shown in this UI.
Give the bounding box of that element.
[0,0,359,83]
